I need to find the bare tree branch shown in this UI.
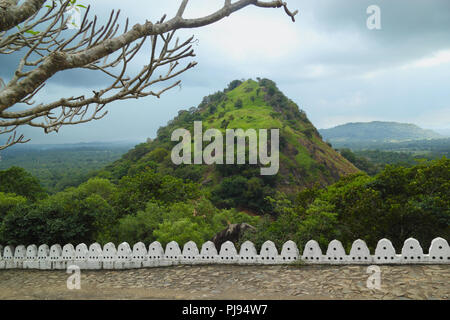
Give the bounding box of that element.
[0,0,46,32]
[0,0,298,150]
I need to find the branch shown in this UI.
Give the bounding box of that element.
[255,1,298,22]
[0,0,298,150]
[0,0,46,32]
[0,129,30,151]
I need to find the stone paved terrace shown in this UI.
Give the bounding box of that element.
[0,265,449,300]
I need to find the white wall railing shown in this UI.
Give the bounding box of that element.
[0,237,448,270]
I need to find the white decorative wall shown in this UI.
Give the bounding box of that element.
[102,242,116,269]
[239,241,258,264]
[24,244,38,269]
[200,241,218,264]
[181,241,200,265]
[144,241,164,267]
[302,240,322,263]
[349,239,372,264]
[0,237,448,270]
[219,241,239,264]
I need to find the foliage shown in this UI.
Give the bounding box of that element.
[114,202,166,245]
[0,178,117,245]
[234,98,243,109]
[339,148,379,175]
[0,143,132,193]
[354,149,437,166]
[0,166,47,201]
[243,158,450,251]
[114,198,259,247]
[0,192,27,223]
[327,137,450,157]
[115,170,202,216]
[296,199,339,249]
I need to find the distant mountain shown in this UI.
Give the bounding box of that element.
[319,121,442,147]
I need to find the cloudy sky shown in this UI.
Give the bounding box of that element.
[1,0,450,144]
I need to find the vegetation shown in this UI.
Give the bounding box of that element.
[0,80,447,251]
[0,169,257,247]
[326,137,450,156]
[337,148,445,176]
[0,143,132,193]
[97,78,357,213]
[240,158,449,252]
[338,149,380,176]
[1,156,447,252]
[0,166,47,201]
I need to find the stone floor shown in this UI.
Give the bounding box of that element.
[0,264,448,300]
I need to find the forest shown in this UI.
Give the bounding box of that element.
[0,143,133,193]
[0,157,448,252]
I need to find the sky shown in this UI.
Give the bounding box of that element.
[1,0,450,144]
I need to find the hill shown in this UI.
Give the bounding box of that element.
[319,121,442,148]
[99,79,358,213]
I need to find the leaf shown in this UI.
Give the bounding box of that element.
[25,30,40,36]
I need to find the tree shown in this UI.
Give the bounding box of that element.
[339,148,379,175]
[0,166,47,201]
[115,201,165,245]
[240,158,449,251]
[0,0,297,150]
[114,197,259,247]
[0,178,117,245]
[0,192,27,222]
[115,169,201,216]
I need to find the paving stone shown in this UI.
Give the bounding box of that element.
[0,265,448,300]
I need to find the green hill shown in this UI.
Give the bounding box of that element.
[99,79,358,213]
[319,121,442,147]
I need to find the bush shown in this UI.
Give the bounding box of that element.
[115,170,201,216]
[0,192,27,223]
[0,167,47,201]
[114,198,259,247]
[227,80,243,91]
[115,202,165,245]
[0,192,114,245]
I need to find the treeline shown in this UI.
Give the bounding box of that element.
[0,167,256,247]
[0,144,132,193]
[1,158,448,252]
[329,137,450,155]
[240,158,449,251]
[338,148,439,176]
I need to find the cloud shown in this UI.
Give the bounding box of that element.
[403,49,450,69]
[1,0,450,144]
[362,49,450,79]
